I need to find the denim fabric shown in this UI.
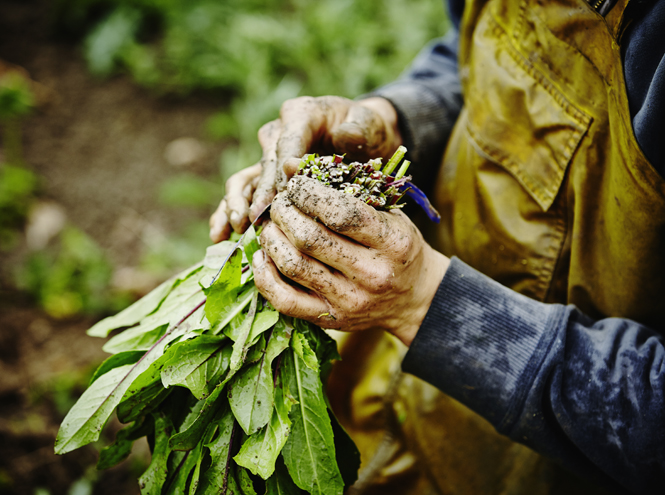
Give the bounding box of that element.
[403,258,665,494]
[624,0,665,174]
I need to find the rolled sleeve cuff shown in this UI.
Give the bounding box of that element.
[402,257,568,430]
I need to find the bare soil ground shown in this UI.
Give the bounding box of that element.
[0,1,227,493]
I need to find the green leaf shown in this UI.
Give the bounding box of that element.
[237,466,258,495]
[178,345,232,400]
[229,291,260,373]
[245,334,267,365]
[89,351,145,385]
[56,310,202,454]
[186,421,219,495]
[104,323,168,354]
[213,285,256,336]
[195,407,239,495]
[291,331,318,372]
[230,320,292,436]
[228,358,273,436]
[204,249,242,327]
[55,364,134,454]
[163,439,204,495]
[117,380,171,423]
[160,335,230,398]
[163,403,216,495]
[138,412,175,495]
[226,302,278,346]
[103,271,211,354]
[97,416,153,470]
[265,318,293,364]
[248,309,280,344]
[203,241,239,270]
[116,337,200,423]
[87,264,201,338]
[294,321,340,382]
[295,320,340,365]
[169,381,227,452]
[242,225,260,266]
[280,348,343,495]
[264,457,300,495]
[234,382,294,479]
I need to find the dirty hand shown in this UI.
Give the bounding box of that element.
[252,176,449,347]
[209,96,402,243]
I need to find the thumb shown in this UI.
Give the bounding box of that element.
[331,104,388,161]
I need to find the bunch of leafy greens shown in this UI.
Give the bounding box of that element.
[55,224,360,495]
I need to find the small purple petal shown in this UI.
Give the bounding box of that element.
[398,183,441,223]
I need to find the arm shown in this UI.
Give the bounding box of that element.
[404,257,665,494]
[253,179,664,494]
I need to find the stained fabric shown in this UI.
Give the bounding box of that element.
[339,0,665,493]
[375,0,665,177]
[404,258,665,493]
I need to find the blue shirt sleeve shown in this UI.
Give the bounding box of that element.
[623,0,665,175]
[403,257,665,494]
[370,27,463,182]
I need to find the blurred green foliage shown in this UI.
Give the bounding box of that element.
[0,164,39,250]
[28,0,449,314]
[139,220,213,276]
[0,72,34,121]
[17,226,131,319]
[0,71,126,318]
[0,72,38,250]
[55,0,449,178]
[157,173,222,208]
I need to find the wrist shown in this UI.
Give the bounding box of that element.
[391,247,449,347]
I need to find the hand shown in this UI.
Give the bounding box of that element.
[252,176,449,347]
[209,96,402,243]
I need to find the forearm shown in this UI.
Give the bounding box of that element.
[403,257,665,494]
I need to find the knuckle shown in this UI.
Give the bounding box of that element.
[271,293,299,317]
[270,193,290,213]
[390,233,415,259]
[280,96,313,115]
[361,263,394,293]
[279,255,309,280]
[225,173,242,191]
[258,224,274,249]
[293,224,332,253]
[258,120,279,142]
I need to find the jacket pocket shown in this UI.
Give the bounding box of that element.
[465,15,592,211]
